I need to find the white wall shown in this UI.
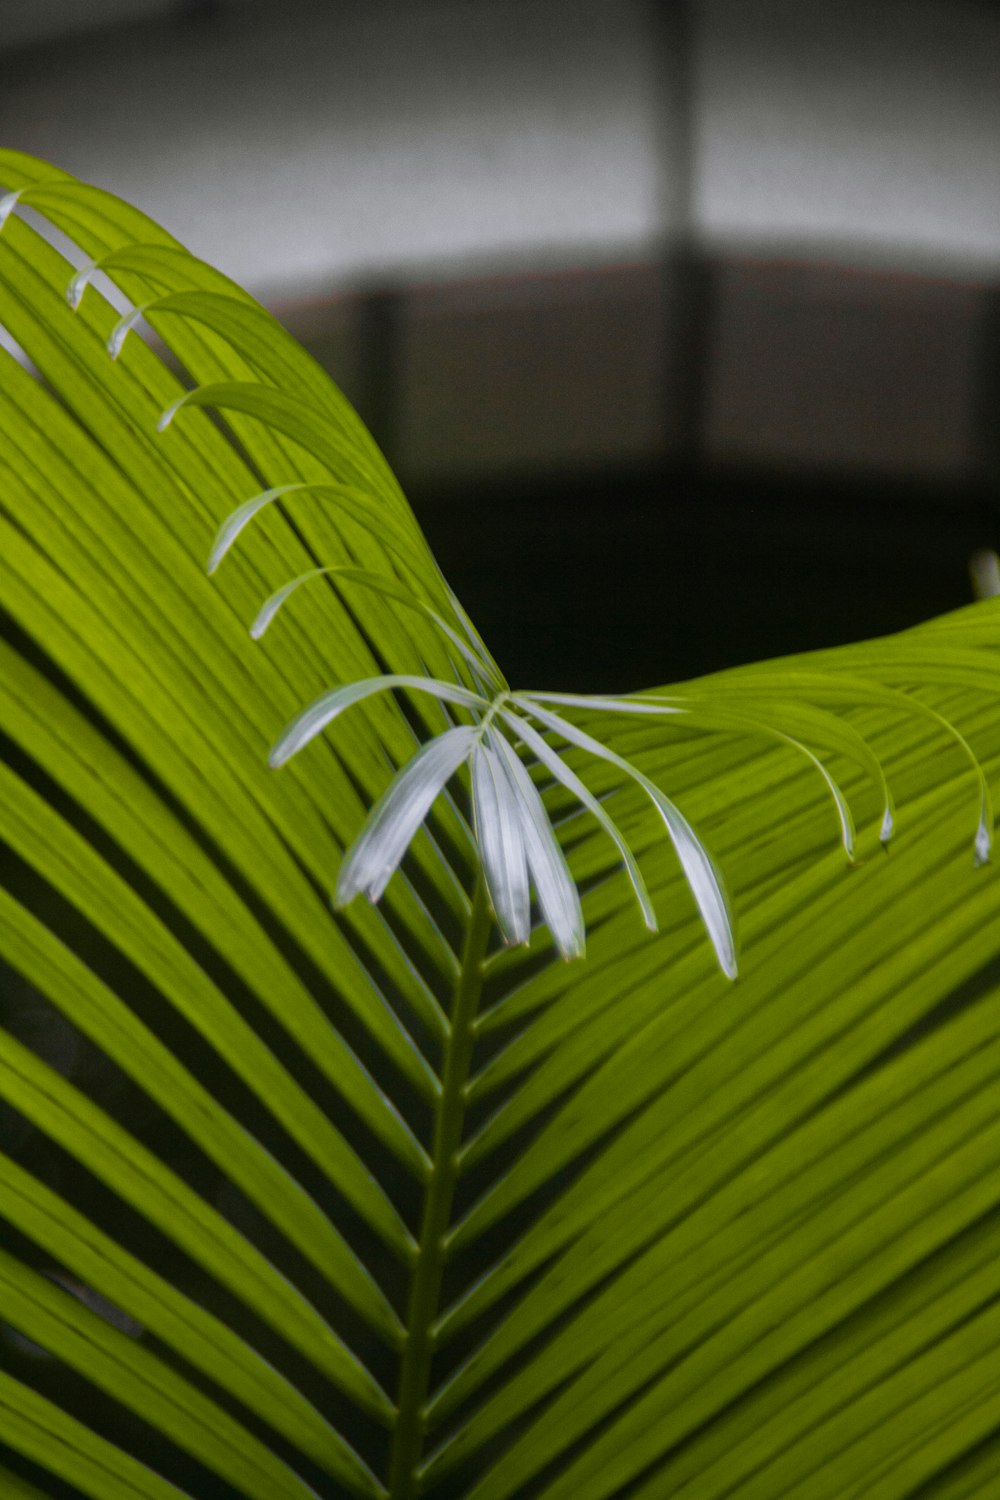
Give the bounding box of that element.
[697,0,1000,274]
[1,0,662,296]
[2,0,999,296]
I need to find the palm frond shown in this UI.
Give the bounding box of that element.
[3,151,1000,1500]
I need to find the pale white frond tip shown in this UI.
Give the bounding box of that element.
[268,675,488,772]
[107,306,147,360]
[975,815,992,868]
[0,189,23,232]
[251,571,344,641]
[156,395,186,434]
[206,486,332,576]
[206,490,285,575]
[250,586,295,640]
[66,262,97,310]
[205,495,295,582]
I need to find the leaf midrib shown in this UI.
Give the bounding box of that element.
[389,877,494,1498]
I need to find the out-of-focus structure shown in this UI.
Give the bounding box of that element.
[3,0,999,685]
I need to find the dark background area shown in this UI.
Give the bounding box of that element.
[285,253,999,691]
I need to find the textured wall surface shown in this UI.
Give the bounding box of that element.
[4,0,999,297]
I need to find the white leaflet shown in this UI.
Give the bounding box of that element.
[269,676,488,769]
[502,710,657,933]
[516,698,737,979]
[492,733,585,962]
[65,257,97,310]
[779,739,856,861]
[694,669,992,863]
[976,801,993,867]
[251,569,329,639]
[107,304,149,360]
[205,485,309,575]
[518,691,683,717]
[336,727,479,905]
[251,565,500,691]
[473,735,530,947]
[650,694,891,853]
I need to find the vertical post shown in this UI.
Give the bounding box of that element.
[973,285,1000,494]
[355,286,405,473]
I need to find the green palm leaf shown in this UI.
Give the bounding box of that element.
[3,151,1000,1500]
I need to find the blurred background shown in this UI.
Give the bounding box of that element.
[2,0,999,688]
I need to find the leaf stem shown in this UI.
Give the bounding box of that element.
[388,875,493,1496]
